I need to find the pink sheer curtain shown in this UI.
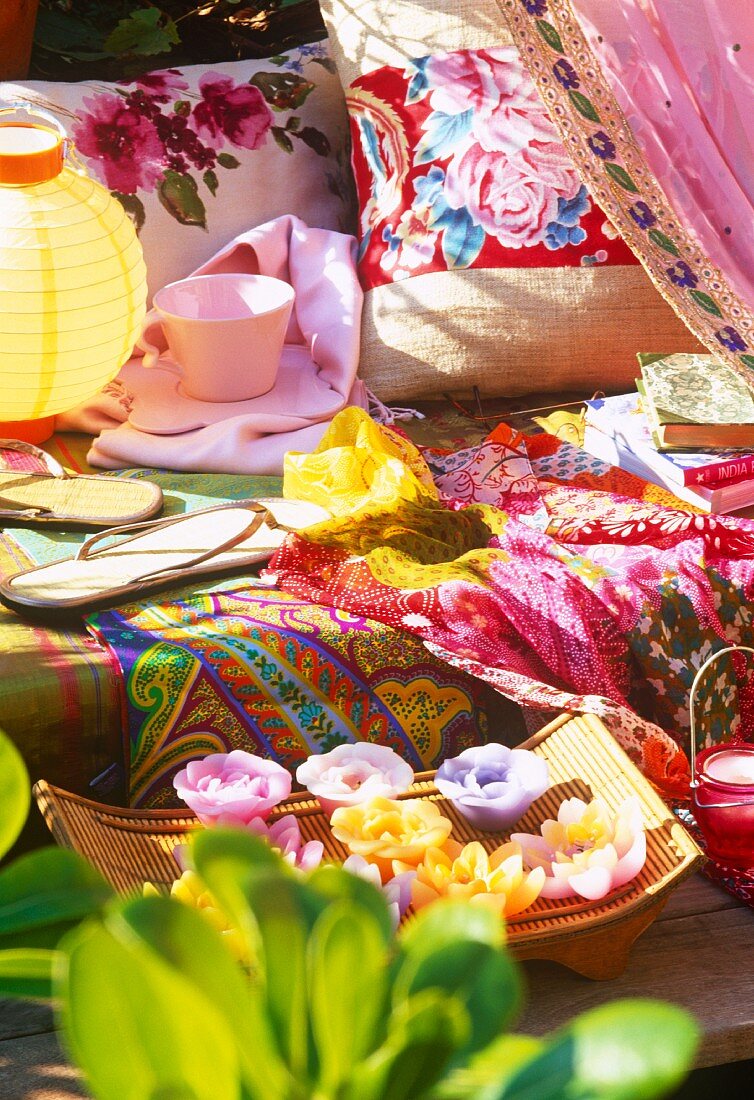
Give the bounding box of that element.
[573,0,754,308]
[501,0,754,378]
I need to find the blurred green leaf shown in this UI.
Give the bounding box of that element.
[58,911,241,1100]
[394,900,521,1057]
[0,730,30,860]
[480,1000,698,1100]
[348,989,469,1100]
[193,832,318,1083]
[431,1036,545,1099]
[104,8,179,57]
[0,847,112,947]
[0,948,56,1000]
[217,152,241,169]
[308,900,388,1093]
[115,895,291,1100]
[307,862,393,944]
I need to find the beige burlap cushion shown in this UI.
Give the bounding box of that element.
[319,0,699,400]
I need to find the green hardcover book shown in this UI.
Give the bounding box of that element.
[637,352,754,451]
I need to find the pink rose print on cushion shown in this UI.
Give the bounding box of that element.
[423,47,517,117]
[73,93,165,194]
[426,47,556,158]
[445,149,560,248]
[193,73,273,150]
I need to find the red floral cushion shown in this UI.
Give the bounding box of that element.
[318,0,700,400]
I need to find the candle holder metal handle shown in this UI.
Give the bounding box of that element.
[689,644,754,806]
[689,644,754,869]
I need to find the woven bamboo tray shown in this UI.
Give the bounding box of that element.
[33,713,703,980]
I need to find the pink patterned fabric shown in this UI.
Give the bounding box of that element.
[573,0,754,320]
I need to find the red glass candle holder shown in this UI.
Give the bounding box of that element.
[689,645,754,870]
[692,744,754,868]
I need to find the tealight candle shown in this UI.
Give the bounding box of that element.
[704,749,754,785]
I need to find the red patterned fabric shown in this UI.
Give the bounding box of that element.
[348,47,637,290]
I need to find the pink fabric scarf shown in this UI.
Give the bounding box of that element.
[58,215,365,475]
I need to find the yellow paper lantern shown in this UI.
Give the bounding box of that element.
[0,101,147,438]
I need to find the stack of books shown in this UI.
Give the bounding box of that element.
[582,352,754,513]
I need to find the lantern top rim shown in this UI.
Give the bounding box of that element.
[0,123,64,186]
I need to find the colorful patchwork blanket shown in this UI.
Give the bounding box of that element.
[271,408,754,801]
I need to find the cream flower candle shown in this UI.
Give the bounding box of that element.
[330,795,453,882]
[402,839,545,917]
[342,854,416,930]
[173,750,291,826]
[296,743,414,816]
[511,796,646,901]
[434,743,549,831]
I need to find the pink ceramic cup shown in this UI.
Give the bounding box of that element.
[137,273,295,402]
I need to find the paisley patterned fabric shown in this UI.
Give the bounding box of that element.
[89,589,505,808]
[274,408,754,800]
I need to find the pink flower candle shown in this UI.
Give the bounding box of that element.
[173,750,291,827]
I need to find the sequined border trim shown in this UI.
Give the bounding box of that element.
[497,0,754,386]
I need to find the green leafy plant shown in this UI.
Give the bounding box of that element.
[34,0,322,73]
[0,726,699,1099]
[0,732,113,1001]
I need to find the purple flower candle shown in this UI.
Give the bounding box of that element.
[435,743,549,832]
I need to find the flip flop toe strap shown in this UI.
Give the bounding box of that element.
[75,500,283,587]
[0,495,56,520]
[0,440,68,478]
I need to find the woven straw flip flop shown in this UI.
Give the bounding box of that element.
[0,498,328,619]
[0,440,163,528]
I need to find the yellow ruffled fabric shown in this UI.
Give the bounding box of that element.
[283,408,506,570]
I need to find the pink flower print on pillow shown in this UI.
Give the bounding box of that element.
[445,148,560,249]
[424,48,556,157]
[422,47,517,117]
[193,73,273,150]
[125,68,189,103]
[73,93,165,194]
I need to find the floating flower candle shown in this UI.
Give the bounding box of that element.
[342,854,416,929]
[173,750,291,827]
[245,814,324,871]
[403,839,545,917]
[511,796,646,901]
[296,743,414,816]
[435,743,549,831]
[330,795,453,882]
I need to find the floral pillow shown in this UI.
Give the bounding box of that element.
[1,40,355,298]
[317,0,700,401]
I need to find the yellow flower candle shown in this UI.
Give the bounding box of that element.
[146,869,249,963]
[405,839,545,917]
[330,795,453,882]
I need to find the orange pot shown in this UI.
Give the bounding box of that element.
[0,0,40,80]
